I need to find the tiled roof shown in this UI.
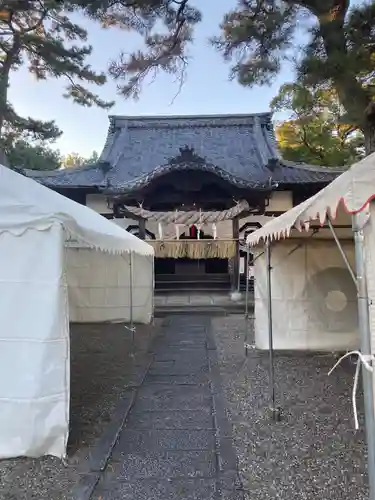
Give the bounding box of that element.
[24,113,341,191]
[268,159,341,185]
[22,162,110,188]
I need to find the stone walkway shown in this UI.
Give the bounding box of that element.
[88,315,242,500]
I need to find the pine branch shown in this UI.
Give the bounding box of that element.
[0,0,114,139]
[104,0,201,98]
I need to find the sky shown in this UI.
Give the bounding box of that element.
[8,0,295,157]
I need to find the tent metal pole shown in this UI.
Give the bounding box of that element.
[266,241,279,420]
[353,213,375,500]
[245,244,250,356]
[129,251,134,345]
[237,242,241,293]
[327,217,357,287]
[151,255,155,325]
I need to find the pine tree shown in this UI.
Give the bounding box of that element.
[212,0,375,154]
[104,1,375,156]
[84,0,201,99]
[0,0,114,144]
[5,139,62,170]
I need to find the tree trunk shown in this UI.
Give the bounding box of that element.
[364,123,375,155]
[0,36,21,139]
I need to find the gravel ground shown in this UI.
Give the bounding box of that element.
[211,316,368,500]
[0,320,161,500]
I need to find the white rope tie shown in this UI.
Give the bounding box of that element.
[244,343,256,350]
[124,326,136,332]
[197,208,202,239]
[328,350,375,430]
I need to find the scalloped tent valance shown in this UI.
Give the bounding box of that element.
[247,153,375,246]
[0,164,153,256]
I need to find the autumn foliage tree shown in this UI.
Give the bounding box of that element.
[62,150,98,168]
[271,83,364,167]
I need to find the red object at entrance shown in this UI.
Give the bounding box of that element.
[189,225,197,238]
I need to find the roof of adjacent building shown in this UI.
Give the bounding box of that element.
[23,113,342,191]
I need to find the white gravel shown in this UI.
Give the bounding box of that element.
[211,315,368,500]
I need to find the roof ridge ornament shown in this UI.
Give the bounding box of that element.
[267,158,280,171]
[169,145,205,166]
[99,161,112,174]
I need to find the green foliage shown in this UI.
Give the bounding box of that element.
[85,0,202,99]
[0,117,62,170]
[272,83,364,166]
[83,0,375,154]
[212,0,375,152]
[4,0,375,159]
[0,0,114,141]
[6,140,62,170]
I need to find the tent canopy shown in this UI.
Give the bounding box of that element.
[247,153,375,246]
[0,164,154,460]
[0,164,153,256]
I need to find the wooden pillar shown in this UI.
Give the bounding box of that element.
[230,217,240,291]
[138,218,146,240]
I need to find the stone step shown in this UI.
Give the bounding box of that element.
[155,284,230,293]
[156,273,230,282]
[154,303,252,317]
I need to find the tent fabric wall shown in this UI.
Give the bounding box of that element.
[364,204,375,352]
[362,203,375,419]
[254,239,359,351]
[0,224,69,459]
[0,165,154,460]
[66,247,153,324]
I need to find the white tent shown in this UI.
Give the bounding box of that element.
[246,153,375,495]
[247,152,375,246]
[246,153,375,351]
[0,164,154,460]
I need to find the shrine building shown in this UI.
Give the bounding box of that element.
[24,113,340,292]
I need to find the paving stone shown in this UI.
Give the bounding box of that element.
[155,339,207,349]
[113,429,216,453]
[101,450,216,480]
[145,373,210,386]
[153,346,207,356]
[153,337,208,347]
[149,363,209,376]
[149,359,208,373]
[151,355,208,367]
[125,409,214,430]
[151,360,176,370]
[152,357,208,368]
[92,478,217,500]
[134,385,211,411]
